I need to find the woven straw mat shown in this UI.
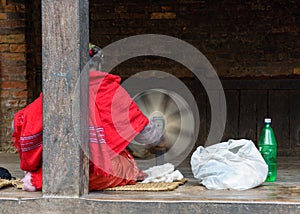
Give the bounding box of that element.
[104,178,188,191]
[0,179,22,189]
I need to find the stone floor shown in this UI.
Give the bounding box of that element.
[0,152,300,213]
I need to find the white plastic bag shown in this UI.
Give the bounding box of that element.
[190,139,268,190]
[141,163,184,183]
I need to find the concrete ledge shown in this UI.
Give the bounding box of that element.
[1,196,300,214]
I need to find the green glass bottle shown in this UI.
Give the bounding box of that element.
[258,118,277,182]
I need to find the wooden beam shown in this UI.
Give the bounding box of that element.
[42,0,89,196]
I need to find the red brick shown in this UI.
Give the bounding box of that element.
[1,52,25,61]
[150,12,176,19]
[0,13,7,19]
[161,6,173,12]
[0,90,10,98]
[120,13,146,19]
[0,59,25,66]
[9,43,25,52]
[293,68,300,75]
[12,90,28,98]
[0,81,27,89]
[3,99,27,108]
[19,99,27,107]
[5,99,27,108]
[0,34,25,43]
[1,65,26,74]
[0,74,9,81]
[4,99,16,107]
[3,72,26,81]
[0,44,9,52]
[0,20,25,28]
[4,4,17,13]
[1,0,6,7]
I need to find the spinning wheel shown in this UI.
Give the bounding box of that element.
[129,89,197,167]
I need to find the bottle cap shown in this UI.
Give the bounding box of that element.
[264,118,271,123]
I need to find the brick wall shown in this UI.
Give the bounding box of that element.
[89,0,300,78]
[0,0,27,151]
[0,0,41,151]
[26,0,41,100]
[1,1,300,151]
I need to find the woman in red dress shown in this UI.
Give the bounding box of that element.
[12,47,162,191]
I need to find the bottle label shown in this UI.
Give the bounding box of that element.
[259,145,277,164]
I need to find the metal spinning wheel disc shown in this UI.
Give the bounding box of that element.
[129,89,196,166]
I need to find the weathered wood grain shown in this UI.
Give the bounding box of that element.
[203,89,226,147]
[254,91,268,144]
[222,90,239,141]
[238,90,268,144]
[269,90,290,151]
[42,0,89,196]
[194,90,208,148]
[238,90,258,141]
[289,91,300,150]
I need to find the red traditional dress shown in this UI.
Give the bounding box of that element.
[12,71,149,191]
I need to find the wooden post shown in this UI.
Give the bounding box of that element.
[42,0,89,197]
